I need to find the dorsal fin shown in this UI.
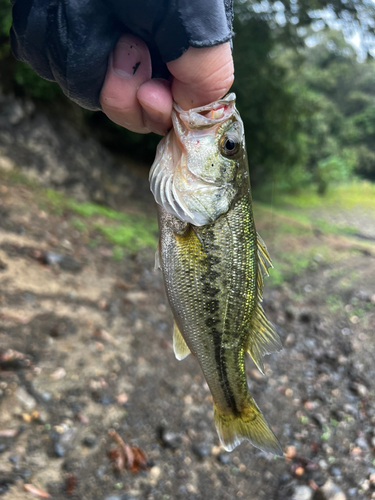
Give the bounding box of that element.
[173,322,191,361]
[246,233,282,374]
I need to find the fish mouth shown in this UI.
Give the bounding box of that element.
[174,93,236,131]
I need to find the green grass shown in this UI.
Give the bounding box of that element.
[272,181,375,211]
[96,221,157,252]
[42,185,158,254]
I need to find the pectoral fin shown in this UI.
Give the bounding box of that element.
[154,241,161,271]
[173,322,191,361]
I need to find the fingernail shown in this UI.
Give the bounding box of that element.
[112,38,141,78]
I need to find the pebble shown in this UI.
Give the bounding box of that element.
[293,485,313,500]
[14,387,36,410]
[320,479,346,500]
[331,467,342,477]
[285,333,296,346]
[350,383,368,397]
[158,427,183,449]
[82,435,97,448]
[355,437,369,451]
[192,443,211,460]
[341,328,351,336]
[217,453,231,465]
[51,428,77,457]
[150,466,162,481]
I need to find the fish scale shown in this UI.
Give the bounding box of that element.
[150,93,283,455]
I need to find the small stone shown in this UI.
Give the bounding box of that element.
[82,436,96,448]
[285,333,296,346]
[34,410,48,424]
[295,466,304,476]
[355,437,369,451]
[158,427,183,449]
[50,367,66,380]
[116,393,128,405]
[293,485,313,500]
[52,428,77,457]
[0,259,7,271]
[192,443,211,460]
[0,156,15,172]
[319,459,328,470]
[150,466,162,481]
[59,255,83,272]
[331,467,341,477]
[15,387,36,410]
[44,251,63,266]
[217,453,231,465]
[341,328,351,336]
[350,383,368,397]
[320,479,346,500]
[286,446,297,459]
[360,479,370,491]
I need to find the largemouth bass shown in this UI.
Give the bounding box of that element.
[149,93,282,455]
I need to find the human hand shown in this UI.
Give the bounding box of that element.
[100,34,234,136]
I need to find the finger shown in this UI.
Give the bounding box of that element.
[100,34,152,133]
[167,42,234,110]
[137,79,173,135]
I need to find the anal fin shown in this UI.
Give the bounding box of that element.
[257,232,273,278]
[246,304,282,374]
[173,322,191,361]
[246,233,282,374]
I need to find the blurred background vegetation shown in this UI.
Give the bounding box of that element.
[1,0,375,197]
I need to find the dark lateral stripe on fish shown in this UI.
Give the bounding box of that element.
[200,239,240,416]
[212,330,240,416]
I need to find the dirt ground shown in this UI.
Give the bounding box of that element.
[0,171,375,500]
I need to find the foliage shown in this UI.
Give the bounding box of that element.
[1,0,375,191]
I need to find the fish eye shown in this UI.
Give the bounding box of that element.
[220,135,240,157]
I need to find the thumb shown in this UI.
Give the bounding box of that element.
[167,42,234,110]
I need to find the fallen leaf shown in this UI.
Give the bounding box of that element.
[0,429,18,437]
[108,429,148,473]
[65,474,77,495]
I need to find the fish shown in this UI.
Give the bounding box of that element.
[149,93,283,456]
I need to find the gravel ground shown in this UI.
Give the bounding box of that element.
[0,173,375,500]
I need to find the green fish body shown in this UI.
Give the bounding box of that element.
[150,94,282,455]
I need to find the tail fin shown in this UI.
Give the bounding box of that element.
[213,401,283,456]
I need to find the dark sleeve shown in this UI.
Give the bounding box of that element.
[10,0,233,111]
